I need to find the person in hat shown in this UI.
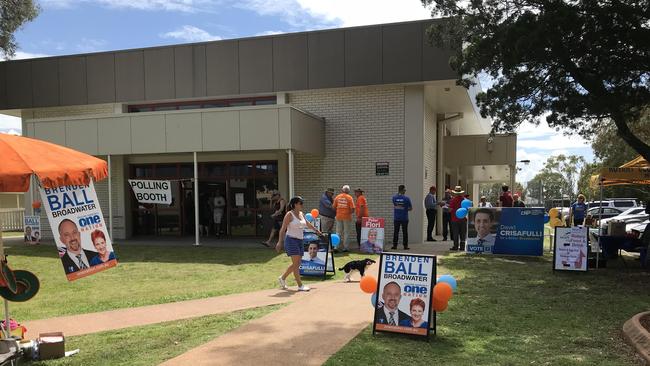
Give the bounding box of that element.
[354,188,369,247]
[449,186,467,251]
[333,185,356,252]
[318,188,336,233]
[478,196,492,208]
[424,186,438,242]
[262,191,286,247]
[276,196,322,292]
[391,185,412,250]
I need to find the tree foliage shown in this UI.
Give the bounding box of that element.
[423,0,650,161]
[0,0,40,59]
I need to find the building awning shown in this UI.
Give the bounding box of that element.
[589,156,650,188]
[23,104,324,156]
[443,134,517,183]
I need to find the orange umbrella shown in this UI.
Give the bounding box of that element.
[0,133,108,192]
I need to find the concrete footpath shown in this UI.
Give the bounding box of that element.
[25,288,309,337]
[160,265,379,366]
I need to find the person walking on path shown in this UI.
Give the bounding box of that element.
[333,185,355,252]
[513,194,526,207]
[449,186,467,251]
[424,186,438,241]
[391,185,412,250]
[262,192,286,247]
[276,196,322,292]
[441,185,452,241]
[569,194,588,226]
[478,196,493,208]
[354,188,369,247]
[498,185,514,207]
[318,188,336,233]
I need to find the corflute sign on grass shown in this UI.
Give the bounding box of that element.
[39,182,118,281]
[553,226,589,272]
[373,253,436,338]
[467,207,544,256]
[128,179,172,205]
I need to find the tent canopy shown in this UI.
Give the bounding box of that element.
[590,155,650,188]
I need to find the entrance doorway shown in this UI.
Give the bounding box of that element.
[130,161,279,237]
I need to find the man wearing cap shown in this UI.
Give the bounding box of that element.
[424,186,438,242]
[333,185,355,252]
[354,188,369,247]
[318,188,336,233]
[449,186,467,251]
[392,185,412,250]
[478,196,493,208]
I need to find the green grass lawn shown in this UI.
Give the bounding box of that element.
[27,304,282,366]
[4,243,370,321]
[326,253,650,366]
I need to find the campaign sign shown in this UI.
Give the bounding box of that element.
[299,232,334,278]
[360,217,384,254]
[23,215,41,244]
[373,253,436,338]
[467,207,544,256]
[128,179,172,205]
[553,227,588,271]
[39,182,118,281]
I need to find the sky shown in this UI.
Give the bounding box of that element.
[0,0,594,182]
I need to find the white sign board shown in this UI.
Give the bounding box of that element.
[128,179,172,205]
[553,226,589,272]
[24,215,41,244]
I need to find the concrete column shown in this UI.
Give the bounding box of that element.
[404,86,425,244]
[287,149,295,198]
[472,183,480,204]
[436,118,445,236]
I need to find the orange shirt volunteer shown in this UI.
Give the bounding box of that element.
[356,195,368,221]
[333,193,355,221]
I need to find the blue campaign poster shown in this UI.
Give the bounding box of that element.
[493,207,545,256]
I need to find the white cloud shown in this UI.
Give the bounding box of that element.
[42,0,215,12]
[0,115,22,135]
[255,30,286,36]
[161,25,222,42]
[238,0,432,29]
[76,38,108,53]
[11,51,50,60]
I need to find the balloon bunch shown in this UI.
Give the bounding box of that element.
[456,199,473,219]
[305,208,341,248]
[432,275,457,312]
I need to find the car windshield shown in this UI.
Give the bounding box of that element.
[613,201,635,207]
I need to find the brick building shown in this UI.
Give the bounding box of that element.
[0,20,516,243]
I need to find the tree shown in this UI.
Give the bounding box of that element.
[591,109,650,167]
[1,0,40,59]
[422,0,650,162]
[527,171,565,205]
[540,154,586,202]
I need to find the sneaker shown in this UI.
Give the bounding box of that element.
[298,285,311,291]
[278,276,287,290]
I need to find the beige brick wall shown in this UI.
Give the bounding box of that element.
[289,86,405,242]
[22,103,121,121]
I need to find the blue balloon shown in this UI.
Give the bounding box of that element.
[371,292,378,307]
[455,207,468,219]
[437,275,457,292]
[331,233,341,247]
[461,199,473,209]
[305,213,314,222]
[544,214,550,223]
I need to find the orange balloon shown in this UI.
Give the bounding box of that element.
[433,282,453,302]
[311,209,319,219]
[433,297,448,312]
[359,275,377,294]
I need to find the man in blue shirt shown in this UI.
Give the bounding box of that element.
[424,186,438,241]
[391,185,412,250]
[318,188,336,233]
[569,194,588,226]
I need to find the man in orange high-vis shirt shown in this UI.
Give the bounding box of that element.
[333,185,356,252]
[354,188,369,248]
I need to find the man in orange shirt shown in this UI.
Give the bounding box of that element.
[333,185,355,252]
[354,188,369,248]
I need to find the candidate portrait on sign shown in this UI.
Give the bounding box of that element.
[374,281,411,326]
[58,219,97,274]
[467,208,496,253]
[301,242,326,266]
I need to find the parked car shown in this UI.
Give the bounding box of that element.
[598,207,648,230]
[588,199,639,209]
[587,207,624,221]
[628,220,649,240]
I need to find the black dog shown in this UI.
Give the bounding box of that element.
[339,258,376,282]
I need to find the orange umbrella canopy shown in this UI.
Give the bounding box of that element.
[0,133,108,192]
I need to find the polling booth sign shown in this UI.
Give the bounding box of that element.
[373,253,436,338]
[553,226,589,272]
[467,207,544,256]
[23,215,41,245]
[128,179,172,205]
[39,182,118,281]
